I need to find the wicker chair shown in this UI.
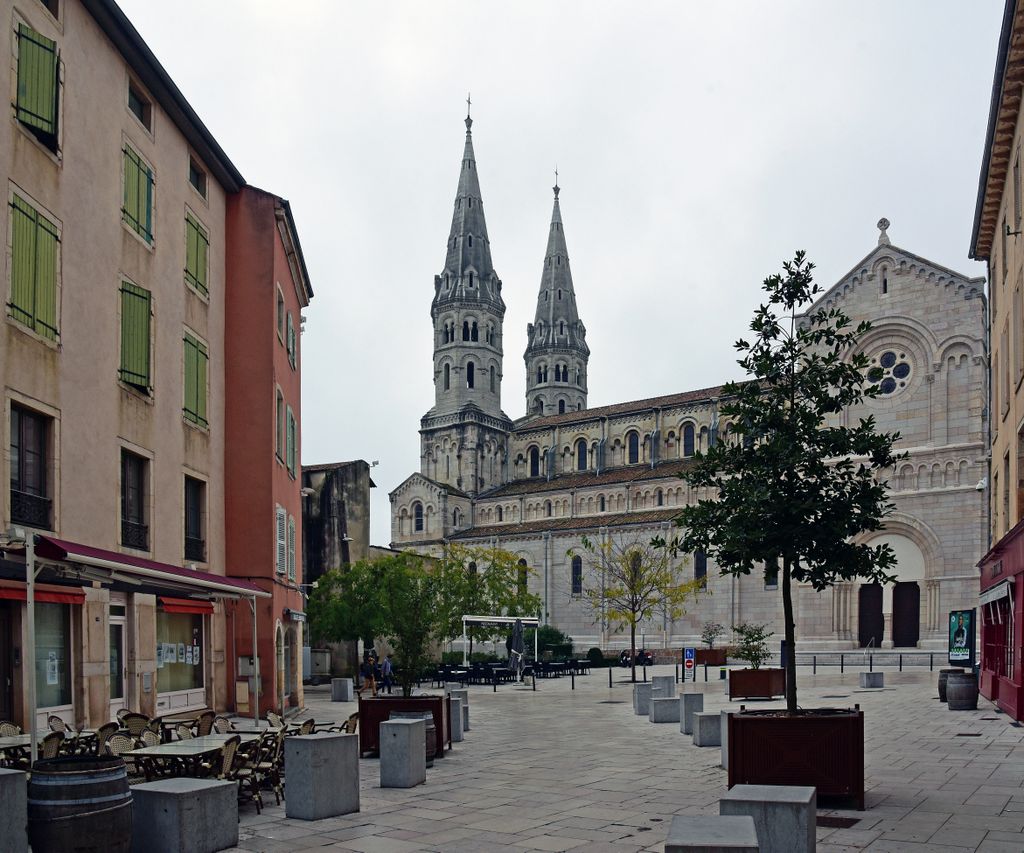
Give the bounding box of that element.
[106,733,145,783]
[265,711,284,730]
[256,730,286,805]
[47,715,68,734]
[195,711,216,737]
[138,729,160,748]
[298,718,315,735]
[230,737,264,814]
[93,722,118,757]
[342,712,359,735]
[213,715,234,734]
[175,722,194,740]
[0,721,21,737]
[116,709,130,724]
[41,731,64,759]
[121,713,150,737]
[213,735,240,780]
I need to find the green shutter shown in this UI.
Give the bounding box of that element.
[119,282,151,389]
[8,195,58,340]
[183,333,208,427]
[122,146,153,242]
[184,214,209,296]
[16,25,58,145]
[286,407,295,475]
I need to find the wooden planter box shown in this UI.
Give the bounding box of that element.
[728,667,785,699]
[357,695,451,758]
[728,707,865,810]
[696,648,727,666]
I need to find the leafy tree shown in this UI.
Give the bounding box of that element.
[731,623,773,670]
[671,253,903,712]
[700,621,726,649]
[307,560,385,650]
[571,534,704,682]
[435,545,541,657]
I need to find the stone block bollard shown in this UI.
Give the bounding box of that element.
[462,700,470,731]
[859,671,883,688]
[720,709,735,770]
[0,768,28,853]
[131,778,238,853]
[450,696,464,742]
[650,697,681,723]
[380,718,426,788]
[651,675,675,698]
[720,784,815,853]
[286,733,360,819]
[680,693,704,735]
[331,677,354,702]
[633,683,653,715]
[665,814,759,852]
[693,711,722,747]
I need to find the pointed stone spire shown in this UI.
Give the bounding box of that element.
[524,180,589,417]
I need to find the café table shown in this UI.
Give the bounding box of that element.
[131,733,261,780]
[155,710,209,743]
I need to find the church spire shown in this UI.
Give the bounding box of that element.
[524,180,589,417]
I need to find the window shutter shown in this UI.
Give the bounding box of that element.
[16,25,58,142]
[119,282,151,389]
[287,516,296,580]
[286,314,295,368]
[275,507,287,574]
[122,147,153,242]
[286,407,296,475]
[185,214,209,296]
[275,393,284,459]
[9,195,58,340]
[183,334,208,426]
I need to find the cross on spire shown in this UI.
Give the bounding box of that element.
[553,166,560,198]
[465,92,473,131]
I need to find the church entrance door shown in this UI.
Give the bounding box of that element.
[858,583,883,648]
[891,581,920,648]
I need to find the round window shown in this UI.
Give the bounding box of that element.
[867,350,912,396]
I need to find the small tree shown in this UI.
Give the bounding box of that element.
[571,534,704,682]
[731,623,773,670]
[673,252,903,712]
[701,621,726,649]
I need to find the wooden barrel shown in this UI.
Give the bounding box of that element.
[389,711,437,768]
[938,668,964,703]
[946,672,979,711]
[27,756,132,852]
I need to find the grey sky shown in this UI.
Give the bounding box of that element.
[119,1,1002,546]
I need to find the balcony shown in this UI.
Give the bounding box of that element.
[184,536,205,562]
[10,490,52,529]
[121,519,149,550]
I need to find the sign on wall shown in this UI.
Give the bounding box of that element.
[948,609,975,667]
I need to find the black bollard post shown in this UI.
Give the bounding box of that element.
[675,663,679,683]
[704,662,708,682]
[930,653,934,672]
[840,654,844,674]
[643,665,647,683]
[533,674,536,691]
[571,672,575,690]
[870,654,873,673]
[608,667,612,688]
[493,674,497,693]
[813,655,816,675]
[899,654,903,673]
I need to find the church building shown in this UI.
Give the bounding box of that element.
[390,111,987,651]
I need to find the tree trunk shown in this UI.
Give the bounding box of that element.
[781,556,797,712]
[630,621,637,683]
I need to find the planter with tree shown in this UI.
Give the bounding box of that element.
[669,252,902,810]
[727,622,784,699]
[696,621,728,666]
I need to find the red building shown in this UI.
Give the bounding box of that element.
[225,187,313,715]
[978,526,1022,721]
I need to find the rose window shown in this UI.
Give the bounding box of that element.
[866,350,911,395]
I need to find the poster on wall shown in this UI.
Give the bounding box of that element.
[165,643,176,664]
[184,647,193,666]
[177,643,186,663]
[948,609,976,667]
[192,645,200,666]
[157,645,165,668]
[46,651,58,686]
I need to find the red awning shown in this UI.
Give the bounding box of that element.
[159,596,214,615]
[0,582,85,605]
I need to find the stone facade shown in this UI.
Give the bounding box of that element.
[391,117,987,652]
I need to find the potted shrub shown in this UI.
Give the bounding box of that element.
[727,623,784,699]
[696,621,727,666]
[668,253,902,810]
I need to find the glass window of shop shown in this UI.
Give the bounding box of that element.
[36,603,71,708]
[156,610,203,692]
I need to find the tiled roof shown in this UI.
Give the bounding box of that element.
[480,458,695,498]
[450,508,682,540]
[518,384,726,431]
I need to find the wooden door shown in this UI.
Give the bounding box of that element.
[858,583,883,648]
[892,582,921,648]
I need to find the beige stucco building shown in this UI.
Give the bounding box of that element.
[392,114,988,653]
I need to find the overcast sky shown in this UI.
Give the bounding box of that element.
[120,1,1002,546]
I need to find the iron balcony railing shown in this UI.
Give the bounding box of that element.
[184,536,205,562]
[121,519,148,550]
[10,489,51,529]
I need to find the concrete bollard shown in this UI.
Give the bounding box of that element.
[859,671,884,688]
[380,718,426,788]
[665,814,758,853]
[650,697,681,723]
[693,711,722,747]
[331,678,354,702]
[720,709,734,770]
[633,683,653,715]
[651,675,675,698]
[680,693,704,735]
[720,784,816,853]
[131,778,238,852]
[450,696,464,743]
[0,769,27,853]
[286,733,360,819]
[462,700,470,731]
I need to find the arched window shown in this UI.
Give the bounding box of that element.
[468,560,477,575]
[656,489,663,507]
[443,363,450,390]
[543,365,549,382]
[534,397,544,415]
[598,495,606,512]
[558,400,566,414]
[517,559,528,596]
[413,502,424,533]
[471,322,479,342]
[469,273,474,287]
[576,369,581,386]
[462,321,470,341]
[694,549,707,582]
[468,235,473,248]
[453,508,461,528]
[880,266,888,295]
[559,321,565,335]
[545,500,552,517]
[529,447,540,477]
[466,361,475,389]
[683,424,695,457]
[558,289,562,301]
[490,369,496,393]
[576,439,587,471]
[496,506,503,522]
[571,555,583,595]
[537,366,543,384]
[627,431,639,464]
[577,403,582,410]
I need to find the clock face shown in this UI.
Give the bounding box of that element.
[866,349,912,396]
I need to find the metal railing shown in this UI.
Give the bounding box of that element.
[121,519,148,550]
[184,536,205,562]
[11,489,51,529]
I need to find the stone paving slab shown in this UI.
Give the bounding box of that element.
[232,666,1024,851]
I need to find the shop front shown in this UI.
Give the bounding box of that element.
[978,520,1024,721]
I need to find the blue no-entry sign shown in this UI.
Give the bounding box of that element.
[683,647,696,682]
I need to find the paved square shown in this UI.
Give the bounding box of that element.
[229,665,1024,851]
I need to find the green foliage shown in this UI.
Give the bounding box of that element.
[440,651,500,666]
[523,624,574,659]
[307,561,385,647]
[731,623,774,670]
[701,621,726,649]
[586,647,606,667]
[670,252,904,711]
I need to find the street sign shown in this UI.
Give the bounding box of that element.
[683,647,696,682]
